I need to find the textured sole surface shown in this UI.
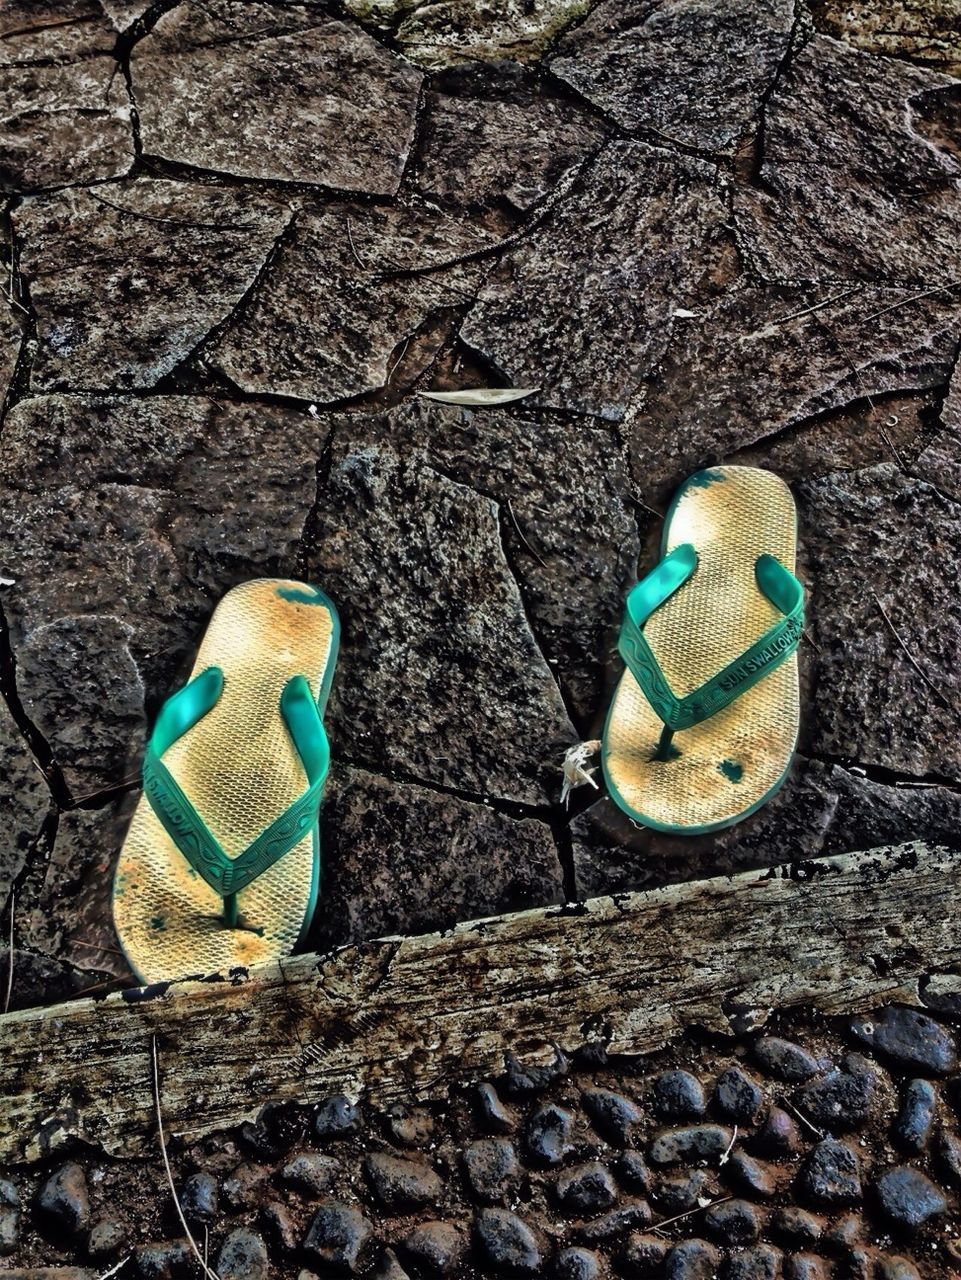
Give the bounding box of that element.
[113,580,337,983]
[604,466,800,831]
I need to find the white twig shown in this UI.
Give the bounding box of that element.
[3,891,13,1015]
[152,1036,220,1280]
[96,1254,131,1280]
[718,1124,738,1165]
[561,740,601,807]
[651,1195,731,1235]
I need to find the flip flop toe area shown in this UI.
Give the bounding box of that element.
[603,467,800,833]
[114,580,337,983]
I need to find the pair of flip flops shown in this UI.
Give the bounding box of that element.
[114,465,802,983]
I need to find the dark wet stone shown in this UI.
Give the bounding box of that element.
[179,1172,218,1224]
[526,1104,575,1166]
[939,1130,961,1185]
[461,141,725,421]
[799,1139,862,1208]
[375,1250,412,1280]
[555,1246,601,1280]
[796,1054,881,1133]
[314,1095,362,1141]
[476,1083,516,1134]
[505,1046,570,1095]
[650,1124,733,1166]
[617,1152,652,1194]
[874,1165,947,1230]
[365,1153,442,1211]
[752,1107,801,1159]
[665,1239,721,1280]
[303,1202,374,1273]
[474,1208,543,1275]
[137,1241,193,1280]
[753,1038,823,1083]
[555,1162,618,1216]
[784,1256,828,1280]
[652,1070,708,1120]
[0,1179,20,1255]
[280,1153,341,1196]
[217,1229,268,1280]
[734,36,961,284]
[417,70,604,213]
[704,1198,760,1246]
[622,1233,669,1275]
[239,1100,305,1161]
[727,1245,783,1280]
[398,1220,467,1276]
[462,1138,520,1204]
[769,1207,823,1247]
[893,1080,938,1153]
[386,1103,435,1148]
[87,1218,125,1259]
[15,182,288,393]
[552,0,793,154]
[726,1152,777,1199]
[132,4,421,194]
[714,1066,764,1124]
[850,1006,958,1075]
[211,203,499,403]
[261,1201,298,1253]
[222,1163,267,1211]
[36,1162,90,1235]
[652,1170,712,1215]
[575,1200,652,1242]
[876,1258,922,1280]
[823,1213,862,1249]
[582,1088,643,1147]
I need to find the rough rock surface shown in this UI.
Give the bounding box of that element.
[552,0,795,154]
[131,3,423,193]
[811,0,961,78]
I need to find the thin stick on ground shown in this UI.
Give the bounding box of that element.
[775,286,861,328]
[96,1253,131,1280]
[872,593,954,713]
[859,281,961,326]
[651,1195,731,1235]
[505,498,547,568]
[3,891,13,1015]
[152,1035,220,1280]
[786,1100,824,1138]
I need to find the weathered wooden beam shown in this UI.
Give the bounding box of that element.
[1,843,957,1164]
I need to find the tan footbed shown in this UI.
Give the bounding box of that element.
[114,580,336,983]
[604,467,800,832]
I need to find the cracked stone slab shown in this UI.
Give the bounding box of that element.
[131,3,422,193]
[799,464,961,779]
[0,395,321,794]
[0,35,132,192]
[389,400,639,724]
[344,0,596,68]
[0,303,22,402]
[0,0,117,65]
[312,764,563,952]
[210,201,502,402]
[811,0,961,78]
[628,282,961,504]
[734,35,961,284]
[308,415,576,804]
[571,757,961,898]
[0,698,49,913]
[14,181,290,392]
[551,0,794,155]
[461,141,726,421]
[416,64,605,213]
[916,359,961,503]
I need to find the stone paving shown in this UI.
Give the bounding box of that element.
[4,1001,961,1277]
[2,0,961,1008]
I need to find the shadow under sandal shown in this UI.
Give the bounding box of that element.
[602,466,804,834]
[114,579,340,984]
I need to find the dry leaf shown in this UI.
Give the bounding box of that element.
[418,387,538,406]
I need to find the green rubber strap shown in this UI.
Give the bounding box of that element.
[618,544,804,732]
[142,668,330,898]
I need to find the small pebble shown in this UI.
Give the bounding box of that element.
[374,1249,411,1280]
[526,1103,574,1166]
[475,1082,515,1134]
[940,1129,961,1185]
[137,1240,192,1280]
[88,1218,126,1259]
[386,1103,434,1148]
[704,1197,760,1245]
[652,1170,712,1214]
[727,1244,783,1280]
[784,1254,828,1280]
[222,1163,267,1210]
[617,1151,651,1193]
[555,1161,618,1215]
[555,1245,601,1280]
[261,1201,298,1251]
[504,1046,569,1095]
[217,1227,269,1280]
[726,1152,776,1198]
[799,1138,862,1207]
[823,1212,861,1248]
[877,1256,922,1280]
[850,1005,958,1074]
[714,1066,764,1124]
[399,1220,466,1276]
[365,1153,442,1211]
[652,1070,707,1120]
[621,1233,668,1274]
[474,1208,542,1275]
[303,1202,374,1273]
[280,1153,341,1195]
[892,1079,937,1152]
[239,1101,303,1160]
[314,1095,361,1141]
[179,1171,218,1224]
[462,1138,520,1204]
[36,1162,90,1235]
[650,1124,733,1165]
[752,1106,800,1157]
[0,1179,20,1256]
[796,1054,880,1132]
[664,1238,719,1280]
[769,1206,823,1246]
[753,1037,823,1082]
[581,1087,642,1146]
[874,1165,947,1230]
[576,1200,652,1242]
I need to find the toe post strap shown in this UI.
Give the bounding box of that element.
[618,543,804,733]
